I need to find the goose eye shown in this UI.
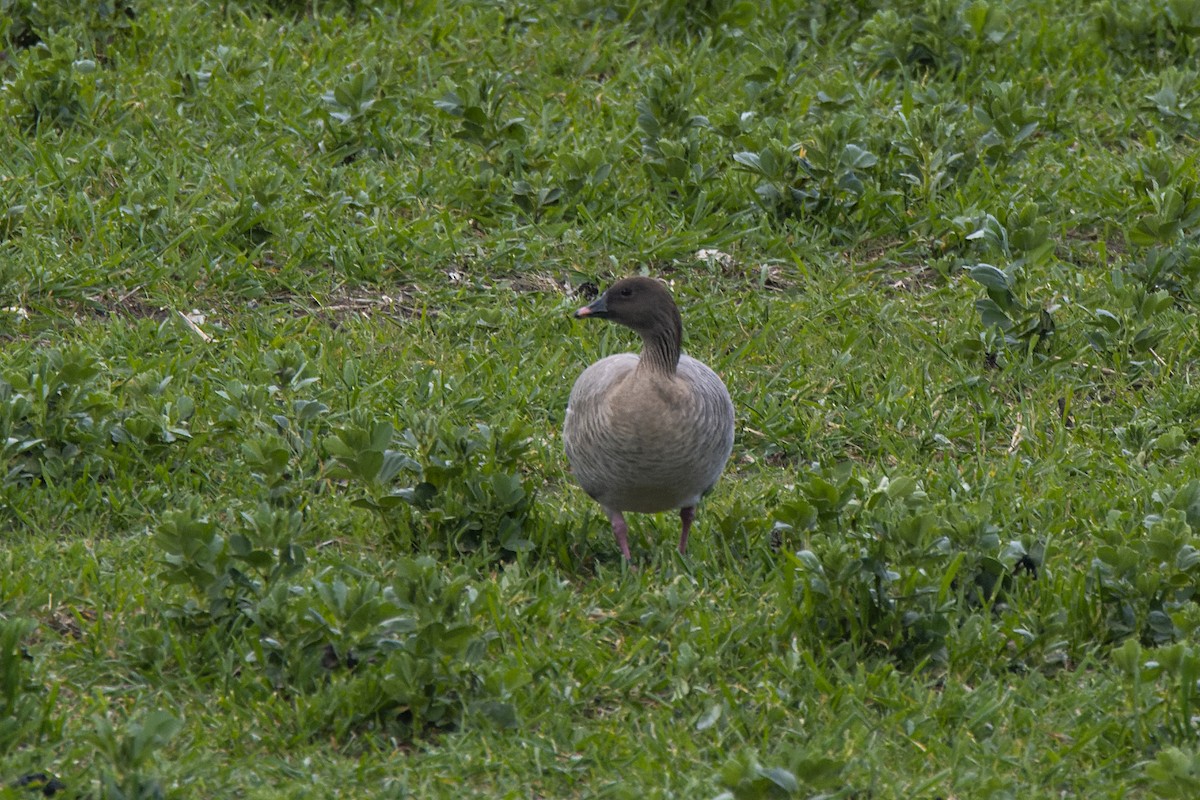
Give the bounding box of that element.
[619,288,633,297]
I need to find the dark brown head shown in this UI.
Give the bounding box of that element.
[574,277,683,371]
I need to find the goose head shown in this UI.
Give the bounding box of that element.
[574,277,683,373]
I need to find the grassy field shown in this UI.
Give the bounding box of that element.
[2,0,1200,796]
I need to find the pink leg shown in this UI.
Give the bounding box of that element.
[678,506,695,554]
[606,509,632,561]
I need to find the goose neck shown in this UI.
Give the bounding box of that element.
[639,326,680,375]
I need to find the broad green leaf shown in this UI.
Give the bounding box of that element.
[968,264,1010,291]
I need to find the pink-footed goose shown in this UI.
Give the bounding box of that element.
[564,277,735,561]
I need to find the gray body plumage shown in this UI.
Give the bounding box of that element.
[564,353,734,515]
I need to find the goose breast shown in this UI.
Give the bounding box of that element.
[564,353,734,514]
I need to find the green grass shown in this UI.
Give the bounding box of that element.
[3,0,1200,796]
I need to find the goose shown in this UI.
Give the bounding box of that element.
[563,277,735,561]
